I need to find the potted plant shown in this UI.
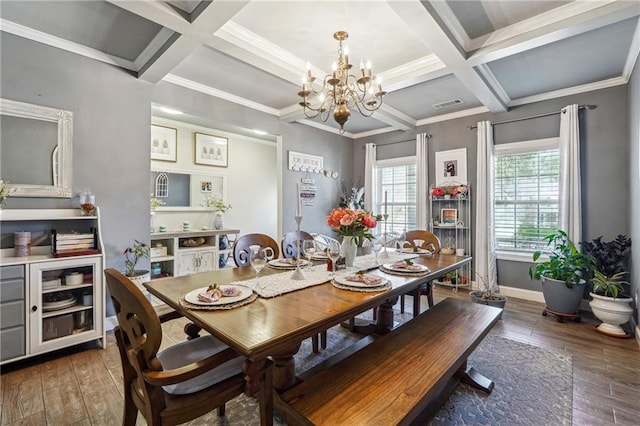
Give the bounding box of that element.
[582,235,633,337]
[123,240,151,289]
[529,230,594,318]
[201,195,232,229]
[588,270,633,337]
[469,271,507,317]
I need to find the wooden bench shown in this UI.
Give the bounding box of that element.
[275,298,502,425]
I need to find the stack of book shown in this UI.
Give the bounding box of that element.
[52,229,99,257]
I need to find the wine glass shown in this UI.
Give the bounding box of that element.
[327,241,342,279]
[371,237,383,265]
[302,240,316,271]
[250,246,268,286]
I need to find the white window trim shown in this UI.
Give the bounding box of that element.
[375,155,416,167]
[494,137,560,258]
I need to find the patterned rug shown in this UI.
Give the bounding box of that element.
[203,312,573,426]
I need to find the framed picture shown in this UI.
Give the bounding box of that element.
[441,208,458,226]
[201,181,213,193]
[195,133,228,167]
[435,148,467,187]
[150,125,177,162]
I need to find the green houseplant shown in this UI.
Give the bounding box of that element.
[529,230,594,317]
[123,240,151,292]
[582,235,633,336]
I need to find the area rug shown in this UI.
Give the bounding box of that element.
[206,318,573,426]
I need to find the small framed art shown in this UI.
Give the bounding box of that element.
[441,208,458,226]
[150,125,177,162]
[195,133,228,167]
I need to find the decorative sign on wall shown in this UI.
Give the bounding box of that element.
[288,151,323,173]
[300,177,316,206]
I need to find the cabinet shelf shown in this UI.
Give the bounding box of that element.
[42,283,93,294]
[41,304,92,319]
[151,255,174,262]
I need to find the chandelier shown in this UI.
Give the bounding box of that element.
[298,31,385,134]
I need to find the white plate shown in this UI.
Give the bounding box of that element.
[184,285,253,306]
[399,247,431,254]
[43,296,77,311]
[311,253,329,260]
[267,259,309,269]
[334,275,388,288]
[382,263,429,273]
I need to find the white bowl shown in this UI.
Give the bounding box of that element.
[65,272,84,285]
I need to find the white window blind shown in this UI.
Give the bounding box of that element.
[494,139,559,252]
[376,157,416,235]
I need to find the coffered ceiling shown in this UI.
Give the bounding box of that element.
[1,1,638,138]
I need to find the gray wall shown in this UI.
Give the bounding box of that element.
[354,85,630,292]
[629,58,639,327]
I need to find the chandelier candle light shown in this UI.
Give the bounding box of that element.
[298,31,386,134]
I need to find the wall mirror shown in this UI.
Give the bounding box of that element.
[151,168,227,209]
[0,98,73,198]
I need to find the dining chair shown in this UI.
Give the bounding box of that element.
[233,233,280,267]
[399,230,441,317]
[104,268,273,426]
[281,230,315,258]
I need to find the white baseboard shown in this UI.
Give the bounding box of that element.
[497,285,545,303]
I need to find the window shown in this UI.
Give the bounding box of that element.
[376,156,416,235]
[494,138,559,253]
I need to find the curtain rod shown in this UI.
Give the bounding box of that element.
[467,104,596,130]
[362,134,432,149]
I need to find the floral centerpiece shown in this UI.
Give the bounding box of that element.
[201,195,232,212]
[326,208,377,246]
[123,240,150,277]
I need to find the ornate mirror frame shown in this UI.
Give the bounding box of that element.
[1,98,73,198]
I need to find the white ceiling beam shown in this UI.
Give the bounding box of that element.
[389,1,507,112]
[109,0,250,83]
[467,1,640,66]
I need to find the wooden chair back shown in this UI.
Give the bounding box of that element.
[281,230,314,258]
[233,233,280,266]
[405,230,441,253]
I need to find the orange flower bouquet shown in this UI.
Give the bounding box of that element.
[326,208,377,246]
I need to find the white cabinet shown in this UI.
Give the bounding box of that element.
[29,256,103,355]
[150,229,239,280]
[0,209,105,365]
[429,184,472,290]
[177,248,215,276]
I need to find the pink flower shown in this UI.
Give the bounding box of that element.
[340,214,355,226]
[362,214,377,228]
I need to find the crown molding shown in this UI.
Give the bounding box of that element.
[416,106,490,126]
[622,18,640,81]
[162,74,280,116]
[0,19,136,71]
[295,119,355,138]
[509,76,628,107]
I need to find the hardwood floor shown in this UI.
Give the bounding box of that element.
[1,287,639,425]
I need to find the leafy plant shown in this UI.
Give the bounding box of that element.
[150,193,165,210]
[201,195,232,212]
[591,270,629,298]
[582,235,631,278]
[123,240,150,277]
[529,230,594,288]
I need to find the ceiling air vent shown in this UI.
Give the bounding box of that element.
[432,99,464,110]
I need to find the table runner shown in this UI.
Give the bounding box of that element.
[231,251,418,298]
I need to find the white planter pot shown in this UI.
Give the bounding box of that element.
[589,292,633,337]
[213,211,224,229]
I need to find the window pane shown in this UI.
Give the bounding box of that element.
[376,162,416,234]
[494,147,559,252]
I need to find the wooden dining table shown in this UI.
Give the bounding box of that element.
[145,253,471,395]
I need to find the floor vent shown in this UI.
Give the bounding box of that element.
[433,99,464,109]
